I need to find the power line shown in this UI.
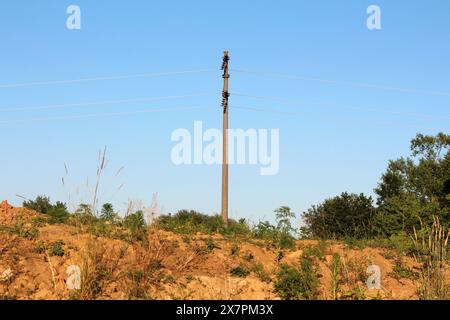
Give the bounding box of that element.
[0,93,217,113]
[231,105,298,115]
[0,105,210,125]
[231,69,450,97]
[231,92,450,121]
[0,69,217,89]
[229,104,443,131]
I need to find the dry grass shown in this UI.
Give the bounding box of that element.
[412,216,449,300]
[78,238,109,299]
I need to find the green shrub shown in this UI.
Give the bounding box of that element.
[100,203,119,222]
[301,192,376,240]
[251,262,272,283]
[123,210,147,242]
[11,217,39,240]
[252,207,297,249]
[23,195,70,223]
[389,258,419,280]
[230,266,250,278]
[274,256,319,300]
[34,240,46,254]
[303,240,327,260]
[156,210,225,234]
[204,237,219,252]
[49,240,65,257]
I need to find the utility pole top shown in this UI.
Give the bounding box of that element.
[221,51,230,227]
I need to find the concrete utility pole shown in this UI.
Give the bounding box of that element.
[221,51,230,227]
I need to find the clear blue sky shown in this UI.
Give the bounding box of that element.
[0,1,449,224]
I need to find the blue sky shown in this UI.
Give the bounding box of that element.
[0,1,449,224]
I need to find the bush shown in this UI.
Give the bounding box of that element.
[252,207,297,249]
[156,210,226,234]
[100,203,118,222]
[23,195,70,223]
[302,240,327,260]
[230,266,250,278]
[123,210,147,242]
[301,192,376,240]
[274,256,319,300]
[11,217,39,239]
[49,240,65,257]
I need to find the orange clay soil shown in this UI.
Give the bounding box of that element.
[0,206,448,300]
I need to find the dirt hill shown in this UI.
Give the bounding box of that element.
[0,205,447,300]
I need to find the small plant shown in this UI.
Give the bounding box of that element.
[340,286,366,300]
[274,255,319,300]
[330,253,341,300]
[128,269,150,299]
[251,262,272,283]
[340,256,367,286]
[34,241,46,254]
[204,237,218,252]
[243,251,254,261]
[389,258,419,281]
[303,240,327,260]
[11,217,39,240]
[275,250,284,264]
[49,240,65,257]
[185,274,194,282]
[230,266,250,278]
[230,243,240,256]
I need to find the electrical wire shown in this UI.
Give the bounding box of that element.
[231,92,450,121]
[0,93,217,112]
[0,69,217,89]
[231,69,450,97]
[0,105,210,125]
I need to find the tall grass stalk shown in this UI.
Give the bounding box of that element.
[412,216,449,300]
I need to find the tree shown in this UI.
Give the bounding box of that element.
[274,206,297,249]
[374,193,424,237]
[301,193,375,239]
[123,210,146,241]
[375,133,450,227]
[100,203,117,222]
[23,195,69,223]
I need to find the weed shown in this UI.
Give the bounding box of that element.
[34,240,46,254]
[273,255,319,300]
[303,240,327,260]
[389,258,419,281]
[11,217,39,240]
[49,240,65,257]
[243,251,254,261]
[204,237,218,252]
[330,253,341,300]
[185,275,194,282]
[340,286,366,300]
[251,262,272,283]
[230,266,250,278]
[78,239,108,300]
[230,243,240,256]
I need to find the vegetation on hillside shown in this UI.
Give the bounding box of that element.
[2,132,447,300]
